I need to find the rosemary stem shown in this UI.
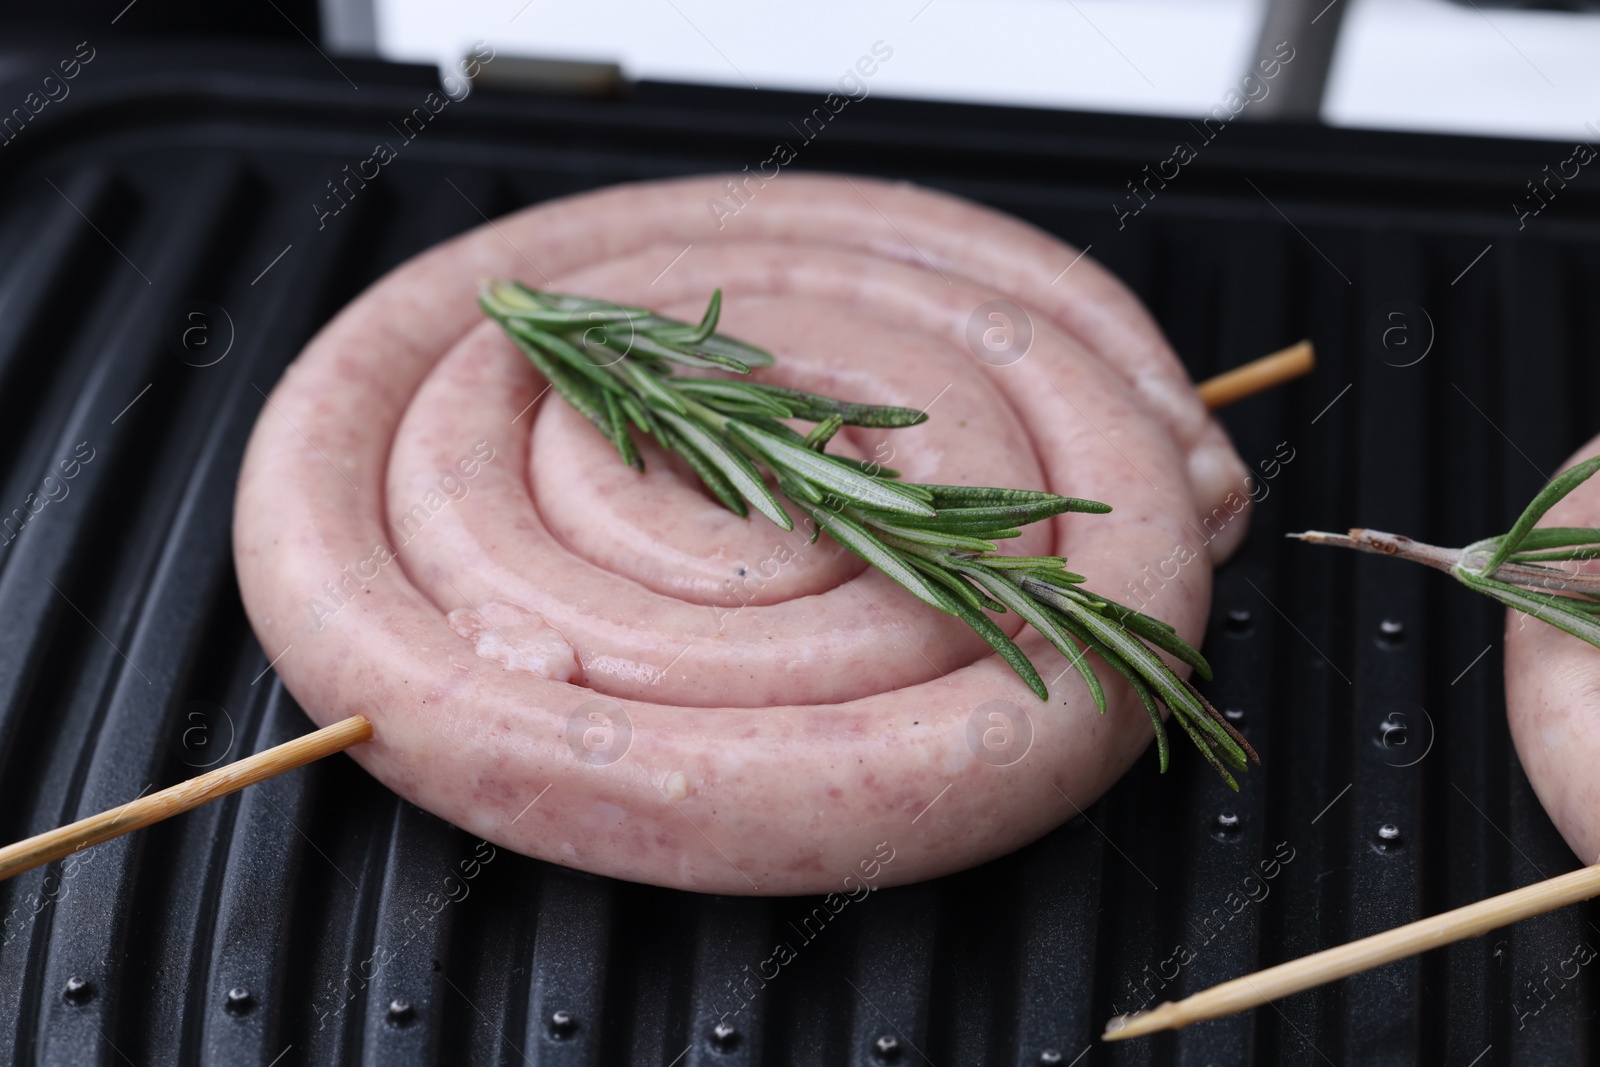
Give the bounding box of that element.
[1286,529,1461,574]
[680,395,730,433]
[1290,529,1600,596]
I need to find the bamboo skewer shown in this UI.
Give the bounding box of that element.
[0,715,372,884]
[1104,860,1600,1040]
[0,344,1310,888]
[1197,340,1315,410]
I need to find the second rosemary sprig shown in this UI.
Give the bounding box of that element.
[481,280,1256,787]
[1292,456,1600,647]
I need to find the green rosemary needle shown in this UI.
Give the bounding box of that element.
[481,281,1257,787]
[1292,455,1600,647]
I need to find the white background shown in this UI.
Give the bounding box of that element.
[375,0,1600,141]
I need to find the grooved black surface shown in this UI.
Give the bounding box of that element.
[0,43,1597,1066]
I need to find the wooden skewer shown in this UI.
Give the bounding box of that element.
[0,714,372,884]
[1104,859,1600,1040]
[1197,340,1315,410]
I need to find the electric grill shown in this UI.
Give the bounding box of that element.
[1,40,1597,1066]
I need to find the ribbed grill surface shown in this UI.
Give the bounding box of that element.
[0,44,1597,1066]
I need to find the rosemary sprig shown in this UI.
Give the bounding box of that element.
[1292,456,1600,647]
[481,281,1257,787]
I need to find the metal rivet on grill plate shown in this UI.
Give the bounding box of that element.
[62,976,94,1005]
[1225,607,1253,634]
[1378,618,1405,646]
[710,1019,739,1051]
[224,986,255,1014]
[1224,707,1246,723]
[1038,1051,1064,1066]
[873,1034,903,1062]
[387,998,416,1026]
[550,1008,577,1038]
[1215,811,1241,835]
[1378,823,1402,844]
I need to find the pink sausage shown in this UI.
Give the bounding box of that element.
[234,175,1226,893]
[1505,431,1600,865]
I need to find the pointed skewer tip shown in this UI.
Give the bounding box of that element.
[1102,1001,1182,1041]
